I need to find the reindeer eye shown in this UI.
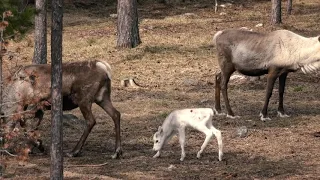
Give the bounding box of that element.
[155,140,159,143]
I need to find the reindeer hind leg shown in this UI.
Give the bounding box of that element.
[195,117,214,159]
[219,60,236,118]
[214,72,224,115]
[96,91,122,159]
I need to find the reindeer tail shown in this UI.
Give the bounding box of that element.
[96,60,112,80]
[212,30,223,46]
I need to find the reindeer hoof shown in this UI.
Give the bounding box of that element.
[260,116,271,121]
[259,113,271,121]
[65,151,80,157]
[37,145,45,153]
[180,157,185,161]
[277,112,290,118]
[153,151,161,158]
[213,108,225,116]
[218,152,223,161]
[196,152,201,159]
[111,153,118,159]
[65,153,74,157]
[111,151,122,159]
[111,147,122,159]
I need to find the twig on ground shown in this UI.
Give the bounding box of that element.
[65,162,108,167]
[0,149,17,157]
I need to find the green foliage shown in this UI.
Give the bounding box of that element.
[0,0,35,40]
[293,86,303,92]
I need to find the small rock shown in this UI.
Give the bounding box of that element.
[239,27,253,31]
[168,164,176,171]
[182,79,198,86]
[183,13,197,17]
[200,99,209,104]
[249,76,261,81]
[110,14,117,18]
[121,77,141,88]
[220,3,232,8]
[255,23,263,27]
[237,126,248,138]
[219,12,227,16]
[230,74,246,81]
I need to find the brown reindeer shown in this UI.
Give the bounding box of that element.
[1,60,122,158]
[213,29,320,121]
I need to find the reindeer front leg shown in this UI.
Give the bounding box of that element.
[196,126,213,159]
[260,69,278,121]
[178,127,186,161]
[67,104,96,157]
[153,150,161,158]
[278,72,290,118]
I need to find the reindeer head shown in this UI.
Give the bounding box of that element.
[153,126,164,151]
[2,68,36,131]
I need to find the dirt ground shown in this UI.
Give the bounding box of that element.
[1,0,320,179]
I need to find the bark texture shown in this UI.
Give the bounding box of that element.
[33,0,47,64]
[50,0,63,179]
[287,0,293,15]
[271,0,282,25]
[117,0,141,48]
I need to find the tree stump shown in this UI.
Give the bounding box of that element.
[120,77,140,88]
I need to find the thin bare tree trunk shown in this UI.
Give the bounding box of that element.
[0,51,2,114]
[117,0,141,48]
[0,15,4,114]
[271,0,282,25]
[33,0,47,64]
[50,0,63,179]
[287,0,293,15]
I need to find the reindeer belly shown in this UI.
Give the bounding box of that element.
[233,57,269,76]
[62,95,79,110]
[237,69,268,76]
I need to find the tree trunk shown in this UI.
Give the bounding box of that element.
[117,0,141,48]
[0,51,2,114]
[50,0,63,179]
[0,17,4,115]
[33,0,47,64]
[287,0,292,15]
[271,0,282,25]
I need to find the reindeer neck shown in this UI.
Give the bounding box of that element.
[291,37,320,64]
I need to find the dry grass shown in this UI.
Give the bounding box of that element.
[2,0,320,179]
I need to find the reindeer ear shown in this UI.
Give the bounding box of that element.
[29,75,36,85]
[158,126,163,133]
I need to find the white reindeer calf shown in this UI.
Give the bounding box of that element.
[152,108,223,161]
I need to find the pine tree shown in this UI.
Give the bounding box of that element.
[0,0,34,40]
[117,0,141,48]
[0,0,34,115]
